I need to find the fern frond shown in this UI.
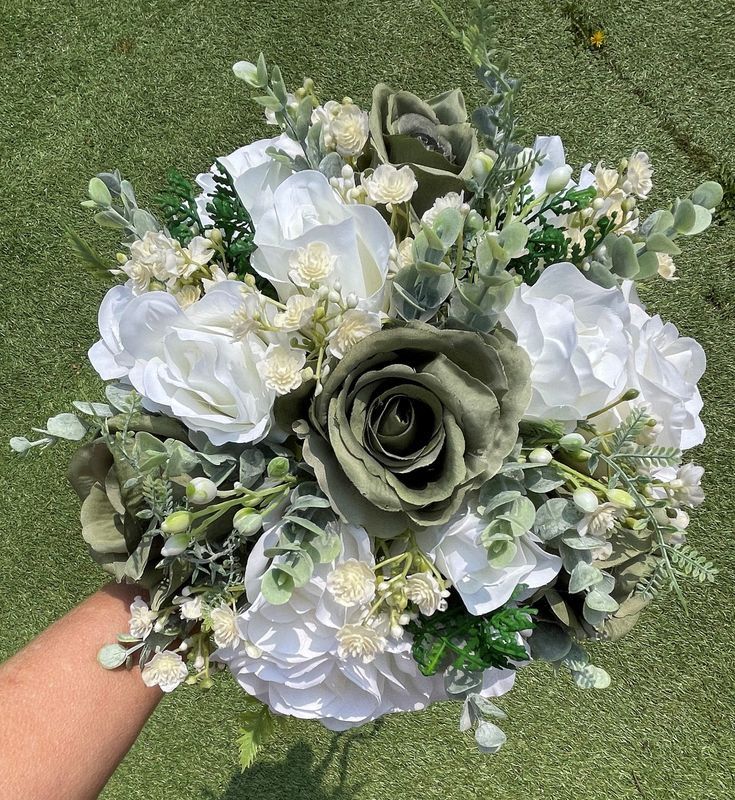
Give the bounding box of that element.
[613,446,682,468]
[608,408,650,455]
[668,544,718,583]
[635,558,669,600]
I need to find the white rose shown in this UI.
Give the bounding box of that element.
[313,100,369,158]
[215,521,447,731]
[250,170,393,310]
[499,262,632,422]
[423,507,561,616]
[596,284,706,450]
[89,282,275,445]
[195,134,303,225]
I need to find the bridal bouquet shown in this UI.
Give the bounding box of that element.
[13,4,719,764]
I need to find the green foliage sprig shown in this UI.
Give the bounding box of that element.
[155,169,204,245]
[407,596,535,677]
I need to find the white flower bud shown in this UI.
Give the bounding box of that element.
[573,487,599,513]
[161,510,192,535]
[545,164,573,194]
[606,488,637,510]
[161,532,191,557]
[186,477,218,505]
[471,151,495,184]
[233,508,263,536]
[528,447,553,465]
[558,433,586,452]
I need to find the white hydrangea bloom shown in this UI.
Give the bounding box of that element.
[256,344,307,395]
[596,283,706,450]
[327,559,376,607]
[215,521,447,731]
[141,650,189,693]
[362,164,418,206]
[405,573,449,616]
[129,596,157,640]
[624,151,653,199]
[210,605,241,649]
[327,308,383,359]
[424,507,561,616]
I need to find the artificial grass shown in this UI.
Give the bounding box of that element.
[0,0,733,797]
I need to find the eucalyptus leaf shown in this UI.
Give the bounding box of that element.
[568,561,604,593]
[97,643,128,670]
[46,413,87,441]
[474,720,507,754]
[260,568,295,605]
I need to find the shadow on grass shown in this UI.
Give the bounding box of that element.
[205,722,384,800]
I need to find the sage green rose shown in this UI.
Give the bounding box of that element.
[369,84,480,216]
[67,413,190,585]
[302,322,531,533]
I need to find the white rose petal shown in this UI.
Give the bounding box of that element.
[195,134,304,225]
[424,507,562,616]
[499,262,632,422]
[249,170,393,311]
[90,282,276,445]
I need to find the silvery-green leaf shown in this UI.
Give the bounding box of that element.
[585,589,620,613]
[132,209,160,235]
[469,694,507,720]
[636,250,660,279]
[105,384,137,412]
[260,568,295,605]
[524,465,565,493]
[459,698,474,732]
[597,571,616,595]
[318,152,345,180]
[46,413,87,440]
[685,205,712,235]
[97,643,128,669]
[73,401,114,418]
[432,207,464,249]
[475,720,507,754]
[561,642,590,671]
[673,199,696,234]
[582,603,608,629]
[240,449,266,488]
[569,561,604,593]
[94,209,128,229]
[529,622,573,662]
[499,221,529,258]
[534,498,583,541]
[10,436,41,453]
[691,180,723,210]
[561,534,607,550]
[571,664,611,689]
[610,235,639,278]
[444,667,483,698]
[645,232,681,255]
[88,176,112,207]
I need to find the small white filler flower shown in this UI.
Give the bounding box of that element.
[141,650,189,693]
[128,596,158,640]
[362,164,418,207]
[326,559,376,607]
[336,623,387,663]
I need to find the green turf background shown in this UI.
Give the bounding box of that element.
[1,0,734,797]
